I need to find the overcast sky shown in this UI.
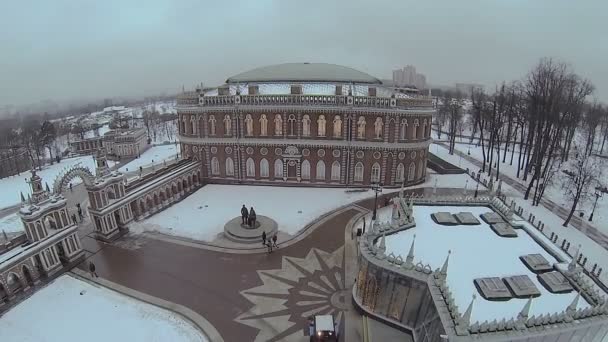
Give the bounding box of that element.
[1,0,606,107]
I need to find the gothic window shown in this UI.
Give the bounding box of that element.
[245,114,253,136]
[288,114,296,136]
[223,115,232,136]
[357,116,366,139]
[400,119,408,140]
[396,163,405,182]
[418,160,424,179]
[274,159,283,178]
[317,115,326,136]
[260,114,268,136]
[331,161,341,181]
[260,158,269,178]
[408,162,416,181]
[371,163,381,183]
[301,160,311,180]
[246,158,255,177]
[302,115,311,137]
[354,162,364,182]
[209,115,216,136]
[374,117,383,139]
[211,157,220,175]
[413,119,419,139]
[190,116,196,135]
[316,161,326,180]
[333,115,342,138]
[274,114,283,136]
[422,119,428,138]
[225,157,235,176]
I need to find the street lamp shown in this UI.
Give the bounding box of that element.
[463,179,469,196]
[371,182,383,221]
[589,186,607,222]
[474,181,479,198]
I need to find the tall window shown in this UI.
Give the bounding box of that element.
[316,161,326,180]
[301,160,311,180]
[396,163,405,182]
[371,163,381,183]
[288,115,296,136]
[246,158,255,177]
[354,162,364,182]
[209,115,216,136]
[225,157,234,176]
[331,161,341,181]
[400,119,408,140]
[317,115,326,136]
[408,162,416,181]
[245,114,253,136]
[418,160,424,179]
[260,115,268,136]
[422,119,428,138]
[274,159,283,178]
[211,157,220,175]
[333,115,342,138]
[274,114,283,136]
[357,116,366,139]
[260,159,269,178]
[223,115,232,136]
[190,116,196,135]
[413,119,419,139]
[302,115,311,136]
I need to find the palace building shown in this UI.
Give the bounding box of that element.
[176,63,433,187]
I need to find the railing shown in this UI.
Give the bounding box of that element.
[177,93,433,109]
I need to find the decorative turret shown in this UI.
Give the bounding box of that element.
[459,294,476,328]
[567,293,580,313]
[440,250,451,278]
[378,232,386,254]
[516,297,533,329]
[94,148,111,178]
[568,245,582,273]
[26,169,50,204]
[406,235,416,265]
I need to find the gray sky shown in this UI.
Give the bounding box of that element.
[1,0,606,107]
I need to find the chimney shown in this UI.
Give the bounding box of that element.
[291,84,303,95]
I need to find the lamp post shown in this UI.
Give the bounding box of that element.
[474,181,479,198]
[371,182,383,221]
[463,179,469,196]
[589,186,607,222]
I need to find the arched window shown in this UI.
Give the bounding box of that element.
[260,115,268,136]
[211,157,220,175]
[288,115,296,136]
[408,162,416,181]
[223,115,232,136]
[274,159,283,178]
[413,119,419,139]
[354,162,364,182]
[245,114,253,136]
[400,119,408,140]
[274,114,283,136]
[418,160,424,179]
[190,116,196,135]
[301,160,311,180]
[302,115,311,137]
[225,157,234,176]
[396,163,405,182]
[374,117,383,139]
[209,115,216,136]
[246,158,255,177]
[333,115,342,138]
[316,161,326,180]
[357,116,366,139]
[371,163,381,183]
[260,159,269,177]
[317,115,326,136]
[331,161,341,181]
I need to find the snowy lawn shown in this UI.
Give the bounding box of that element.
[0,155,115,210]
[0,275,207,342]
[0,212,23,233]
[367,205,589,323]
[131,184,400,242]
[119,144,181,173]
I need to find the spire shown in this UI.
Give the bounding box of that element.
[440,250,451,277]
[567,293,580,312]
[94,148,110,177]
[20,191,25,202]
[406,235,416,264]
[568,245,581,272]
[518,297,533,320]
[379,232,386,252]
[460,294,476,327]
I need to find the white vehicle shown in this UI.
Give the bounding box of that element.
[310,315,338,341]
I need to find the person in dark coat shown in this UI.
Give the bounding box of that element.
[89,262,98,278]
[272,234,278,248]
[241,205,249,225]
[249,207,257,227]
[262,231,267,245]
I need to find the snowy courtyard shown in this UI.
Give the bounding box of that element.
[0,275,207,342]
[367,205,589,323]
[118,144,181,173]
[130,184,400,242]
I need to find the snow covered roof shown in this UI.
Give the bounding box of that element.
[226,63,382,84]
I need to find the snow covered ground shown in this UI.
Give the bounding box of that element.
[0,155,115,210]
[369,205,589,323]
[0,212,23,233]
[0,275,207,342]
[131,184,400,242]
[118,144,181,173]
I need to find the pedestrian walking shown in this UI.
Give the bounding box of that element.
[69,183,73,192]
[89,262,98,278]
[262,231,267,245]
[266,241,273,254]
[71,213,78,224]
[78,207,83,219]
[272,234,278,248]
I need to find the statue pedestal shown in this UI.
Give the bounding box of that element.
[224,215,278,244]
